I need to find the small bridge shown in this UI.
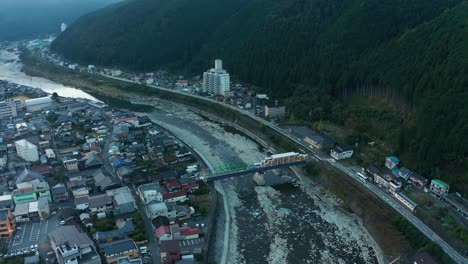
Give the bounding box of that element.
[203,152,309,182]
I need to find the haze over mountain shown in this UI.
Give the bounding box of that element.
[0,0,123,41]
[52,0,468,191]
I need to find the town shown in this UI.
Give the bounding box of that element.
[0,37,465,264]
[0,80,212,264]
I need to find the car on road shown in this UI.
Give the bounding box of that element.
[59,220,65,225]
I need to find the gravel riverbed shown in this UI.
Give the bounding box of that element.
[134,97,382,263]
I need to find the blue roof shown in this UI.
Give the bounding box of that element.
[387,156,400,163]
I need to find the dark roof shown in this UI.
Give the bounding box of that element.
[85,154,103,167]
[409,173,428,182]
[366,165,381,175]
[94,229,126,242]
[152,216,170,229]
[335,145,353,152]
[88,194,112,208]
[51,184,67,195]
[16,168,44,185]
[160,240,180,253]
[102,238,137,256]
[0,208,9,221]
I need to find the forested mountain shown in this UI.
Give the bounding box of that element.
[51,0,468,190]
[0,0,122,41]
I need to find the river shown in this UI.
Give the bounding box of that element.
[0,42,382,263]
[0,43,100,102]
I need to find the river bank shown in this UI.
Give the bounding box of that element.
[13,46,428,262]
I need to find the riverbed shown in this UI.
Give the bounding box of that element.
[137,98,381,264]
[0,43,100,101]
[1,43,383,263]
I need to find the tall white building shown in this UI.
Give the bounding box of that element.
[61,23,67,32]
[15,139,39,162]
[0,100,18,119]
[202,59,230,96]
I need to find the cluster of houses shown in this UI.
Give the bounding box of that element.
[360,156,463,214]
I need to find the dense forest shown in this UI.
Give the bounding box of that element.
[52,0,467,192]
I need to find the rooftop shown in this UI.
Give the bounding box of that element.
[25,96,52,106]
[102,238,137,256]
[49,225,94,247]
[431,179,449,188]
[0,208,10,221]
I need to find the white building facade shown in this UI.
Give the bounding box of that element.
[202,59,230,96]
[0,100,17,119]
[15,139,39,162]
[25,96,52,112]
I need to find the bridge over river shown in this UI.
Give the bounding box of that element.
[202,152,309,182]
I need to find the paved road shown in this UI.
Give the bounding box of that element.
[76,72,467,263]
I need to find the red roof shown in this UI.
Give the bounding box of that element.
[163,190,187,200]
[181,183,199,190]
[31,164,51,174]
[165,180,181,190]
[155,225,171,238]
[180,227,200,236]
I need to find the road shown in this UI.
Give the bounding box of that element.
[100,73,467,264]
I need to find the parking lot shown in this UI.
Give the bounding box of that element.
[4,213,61,257]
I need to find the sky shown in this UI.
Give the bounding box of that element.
[0,0,123,41]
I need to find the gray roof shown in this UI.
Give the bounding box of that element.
[0,208,10,221]
[85,154,103,167]
[88,194,112,208]
[16,168,44,185]
[93,170,116,190]
[49,225,94,247]
[51,183,67,195]
[102,238,137,256]
[24,254,40,264]
[94,229,126,242]
[107,187,135,205]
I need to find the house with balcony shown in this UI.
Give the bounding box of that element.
[49,225,101,264]
[429,179,449,198]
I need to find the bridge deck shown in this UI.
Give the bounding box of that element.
[205,160,307,182]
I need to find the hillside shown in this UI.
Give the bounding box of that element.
[0,0,122,41]
[51,0,468,190]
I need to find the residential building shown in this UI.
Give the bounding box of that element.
[429,179,449,198]
[101,239,139,264]
[385,156,400,169]
[25,96,52,112]
[395,167,412,180]
[409,173,428,189]
[0,100,17,118]
[15,139,39,162]
[202,59,230,96]
[13,203,30,222]
[89,194,113,213]
[49,225,102,264]
[63,158,79,172]
[163,190,187,203]
[144,200,168,220]
[155,225,172,241]
[13,179,51,204]
[394,192,417,212]
[37,196,50,220]
[160,240,181,263]
[107,187,136,215]
[138,182,163,204]
[264,104,286,118]
[0,194,13,210]
[0,208,16,238]
[304,134,335,150]
[330,145,354,160]
[51,183,69,202]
